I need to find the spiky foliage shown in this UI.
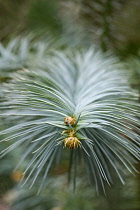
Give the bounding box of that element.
[0,35,60,78]
[0,49,140,194]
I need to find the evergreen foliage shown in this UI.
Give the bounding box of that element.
[0,35,61,80]
[0,48,140,194]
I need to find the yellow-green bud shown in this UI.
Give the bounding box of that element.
[64,136,80,149]
[64,116,76,125]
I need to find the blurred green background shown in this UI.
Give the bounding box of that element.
[0,0,140,209]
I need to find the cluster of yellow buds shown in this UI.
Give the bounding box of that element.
[62,116,81,149]
[64,116,76,125]
[64,136,80,149]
